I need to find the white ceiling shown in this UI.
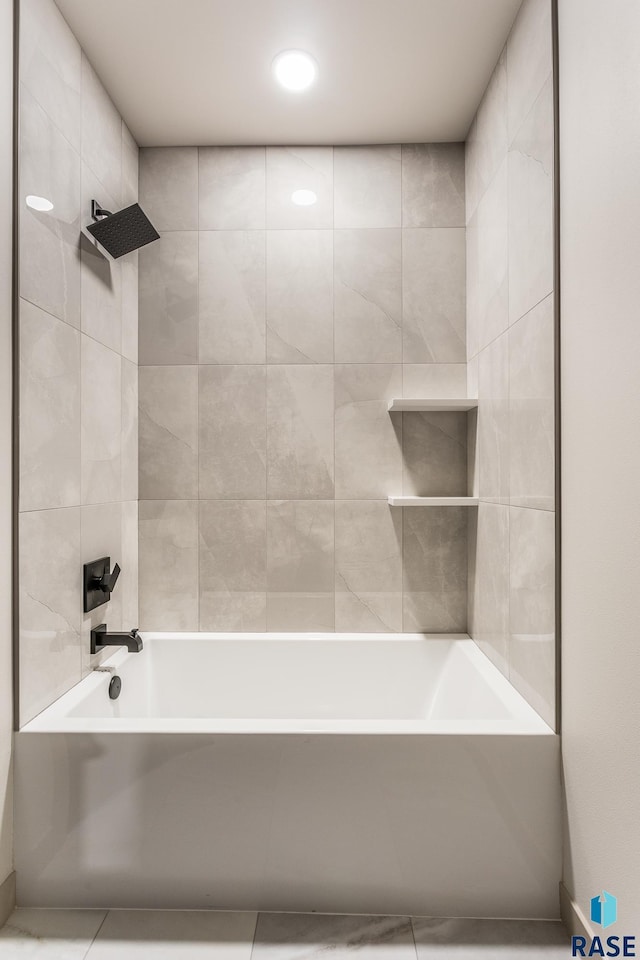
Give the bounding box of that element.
[54,0,523,147]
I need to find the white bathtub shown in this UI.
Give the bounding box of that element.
[15,633,561,917]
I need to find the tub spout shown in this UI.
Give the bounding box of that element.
[90,624,142,655]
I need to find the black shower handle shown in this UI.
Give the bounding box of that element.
[96,562,120,594]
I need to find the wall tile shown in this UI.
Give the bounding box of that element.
[509,294,555,510]
[199,365,266,499]
[334,228,402,363]
[20,87,81,328]
[335,500,402,632]
[139,500,198,631]
[267,365,334,499]
[121,122,139,207]
[81,337,121,505]
[507,0,552,144]
[402,412,467,497]
[402,143,465,228]
[19,507,81,724]
[403,364,467,399]
[266,146,333,229]
[267,500,335,631]
[509,506,555,727]
[199,230,265,364]
[80,501,122,674]
[81,54,122,204]
[403,506,468,632]
[19,299,81,512]
[121,358,138,502]
[140,147,198,231]
[20,0,81,151]
[478,330,509,503]
[120,499,139,633]
[121,249,138,364]
[266,230,333,363]
[465,49,508,221]
[80,164,122,354]
[139,365,197,500]
[508,76,554,324]
[403,228,466,362]
[467,158,508,356]
[138,231,198,364]
[199,146,266,229]
[334,363,402,499]
[334,145,401,228]
[468,502,509,674]
[199,500,267,630]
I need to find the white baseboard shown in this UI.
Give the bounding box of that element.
[560,882,595,941]
[0,871,15,928]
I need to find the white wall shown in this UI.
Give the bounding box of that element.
[560,0,640,927]
[0,0,15,893]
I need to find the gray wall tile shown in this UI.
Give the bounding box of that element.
[402,143,465,227]
[266,146,333,229]
[199,230,265,364]
[199,146,265,230]
[465,49,508,222]
[403,228,466,362]
[402,412,468,498]
[81,54,122,204]
[121,358,138,502]
[199,500,267,630]
[403,364,467,398]
[478,331,509,503]
[80,165,122,354]
[199,365,266,499]
[81,337,121,505]
[139,500,199,631]
[506,0,552,143]
[334,145,401,228]
[139,365,198,500]
[139,231,198,365]
[403,506,468,632]
[468,502,509,674]
[140,147,198,231]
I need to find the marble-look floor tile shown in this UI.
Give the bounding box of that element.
[335,500,402,632]
[19,506,82,725]
[266,230,333,363]
[402,411,467,498]
[506,0,553,144]
[402,143,465,228]
[334,229,402,363]
[508,76,554,325]
[19,299,81,512]
[199,146,266,229]
[252,913,416,960]
[266,146,333,229]
[465,49,507,222]
[403,507,467,632]
[199,365,266,499]
[20,0,82,151]
[81,337,121,505]
[402,228,465,363]
[335,363,402,499]
[199,500,267,631]
[267,500,335,631]
[139,500,199,631]
[0,908,107,959]
[139,230,198,365]
[86,909,257,960]
[81,54,122,204]
[199,230,266,364]
[20,87,81,328]
[509,295,555,511]
[139,365,198,500]
[412,918,568,958]
[267,365,334,500]
[139,147,198,231]
[334,145,401,228]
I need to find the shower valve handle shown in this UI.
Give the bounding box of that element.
[95,562,120,594]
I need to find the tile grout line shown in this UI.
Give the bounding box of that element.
[80,910,110,960]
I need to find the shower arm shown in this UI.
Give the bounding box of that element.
[91,199,113,221]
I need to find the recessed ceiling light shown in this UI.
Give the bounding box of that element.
[26,195,54,212]
[291,189,317,206]
[272,50,317,91]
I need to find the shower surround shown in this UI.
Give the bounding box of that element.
[138,143,470,635]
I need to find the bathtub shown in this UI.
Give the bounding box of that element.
[15,633,561,917]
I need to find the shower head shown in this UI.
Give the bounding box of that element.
[86,199,160,259]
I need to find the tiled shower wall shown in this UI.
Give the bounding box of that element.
[138,144,470,632]
[466,0,556,726]
[18,0,139,725]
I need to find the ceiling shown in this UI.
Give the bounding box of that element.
[54,0,523,147]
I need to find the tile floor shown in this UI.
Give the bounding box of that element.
[0,908,570,959]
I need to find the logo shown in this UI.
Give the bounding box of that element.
[592,892,618,929]
[571,892,636,958]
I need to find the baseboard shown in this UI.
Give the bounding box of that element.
[0,871,16,928]
[560,881,595,941]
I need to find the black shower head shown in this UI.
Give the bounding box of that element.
[86,200,160,259]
